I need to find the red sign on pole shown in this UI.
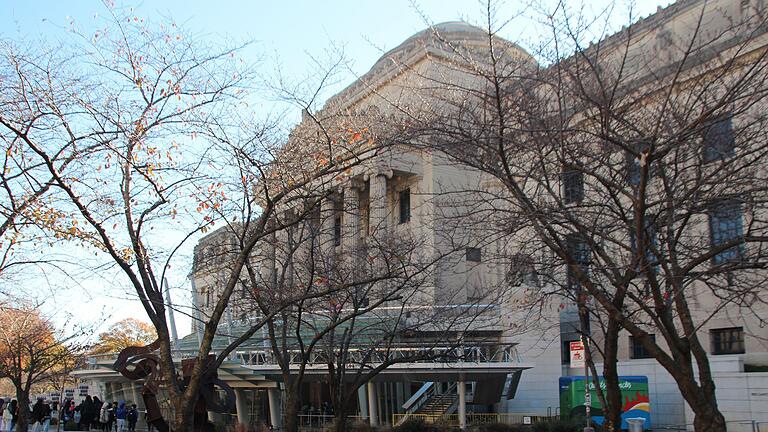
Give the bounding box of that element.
[570,341,585,368]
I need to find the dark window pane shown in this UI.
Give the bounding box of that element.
[333,216,342,247]
[629,220,660,273]
[625,140,651,186]
[711,327,745,355]
[566,234,590,290]
[562,165,584,204]
[708,200,744,264]
[630,334,655,359]
[703,117,735,163]
[466,247,482,262]
[399,188,411,224]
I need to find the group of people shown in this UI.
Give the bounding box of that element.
[0,395,140,432]
[0,397,53,432]
[61,396,139,431]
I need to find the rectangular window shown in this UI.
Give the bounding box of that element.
[708,200,744,264]
[562,165,584,204]
[561,339,579,365]
[630,334,655,359]
[466,247,482,262]
[626,140,650,186]
[399,188,411,224]
[629,220,659,272]
[711,327,745,355]
[703,116,735,163]
[566,234,590,291]
[333,216,342,247]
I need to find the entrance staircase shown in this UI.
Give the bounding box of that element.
[397,382,460,425]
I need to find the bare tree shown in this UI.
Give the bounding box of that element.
[0,7,385,431]
[387,3,768,431]
[0,304,87,432]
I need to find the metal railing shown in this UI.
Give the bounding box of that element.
[86,344,521,370]
[392,413,555,426]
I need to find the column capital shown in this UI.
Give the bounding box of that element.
[344,178,365,191]
[364,164,393,181]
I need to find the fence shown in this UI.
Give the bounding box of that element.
[391,413,554,426]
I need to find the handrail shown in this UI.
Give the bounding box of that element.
[87,345,523,369]
[397,382,458,426]
[403,382,433,411]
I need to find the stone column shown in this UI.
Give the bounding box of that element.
[320,193,337,272]
[367,168,392,301]
[235,389,248,426]
[268,388,282,429]
[130,383,139,406]
[342,181,363,259]
[261,222,277,288]
[357,386,369,420]
[367,382,379,427]
[458,380,467,430]
[368,169,391,242]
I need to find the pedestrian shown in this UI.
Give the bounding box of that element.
[114,402,126,432]
[98,400,109,431]
[92,397,102,431]
[31,398,44,431]
[0,398,4,432]
[80,395,94,431]
[32,398,51,432]
[125,405,137,432]
[107,402,117,432]
[7,400,17,432]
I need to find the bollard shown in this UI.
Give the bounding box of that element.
[627,417,646,432]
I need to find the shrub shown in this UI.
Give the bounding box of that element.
[393,418,457,432]
[476,423,526,432]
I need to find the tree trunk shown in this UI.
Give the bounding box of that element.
[676,373,726,432]
[16,389,30,432]
[332,391,354,432]
[692,404,727,432]
[282,380,301,432]
[601,319,623,432]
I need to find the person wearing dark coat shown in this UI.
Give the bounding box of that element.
[8,399,18,432]
[92,397,103,431]
[78,396,93,431]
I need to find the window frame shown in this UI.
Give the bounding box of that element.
[333,216,342,247]
[398,188,411,224]
[708,199,744,265]
[466,247,482,263]
[711,327,745,355]
[702,115,735,163]
[629,334,655,359]
[561,164,584,204]
[566,234,591,291]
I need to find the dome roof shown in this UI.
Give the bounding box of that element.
[371,21,534,69]
[324,21,535,110]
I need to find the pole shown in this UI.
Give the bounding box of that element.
[583,334,591,430]
[163,277,179,350]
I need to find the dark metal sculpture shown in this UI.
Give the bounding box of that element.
[113,340,235,432]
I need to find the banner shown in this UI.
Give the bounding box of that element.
[569,341,585,368]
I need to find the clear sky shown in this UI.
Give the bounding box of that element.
[1,0,672,338]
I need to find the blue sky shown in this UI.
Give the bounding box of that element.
[1,0,672,337]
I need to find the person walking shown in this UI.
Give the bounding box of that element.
[91,397,102,431]
[32,398,51,432]
[0,398,5,432]
[98,401,109,431]
[31,398,44,431]
[125,405,137,432]
[114,402,126,432]
[7,400,18,432]
[107,402,117,432]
